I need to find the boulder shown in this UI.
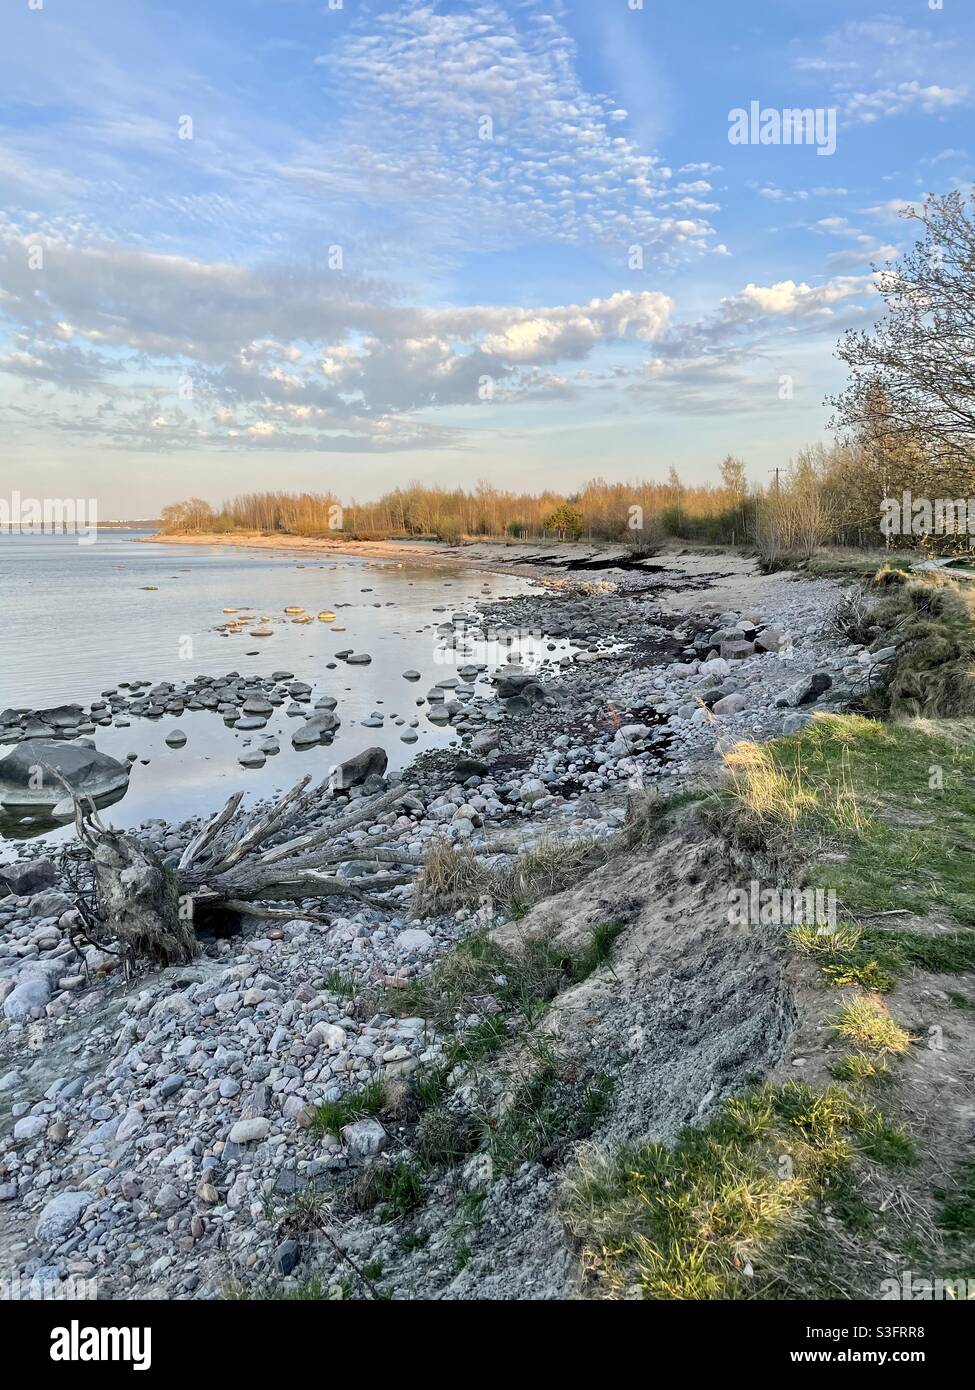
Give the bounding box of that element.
[0,858,56,897]
[0,740,129,811]
[228,1117,271,1145]
[35,1190,91,1243]
[35,705,84,730]
[341,1118,387,1158]
[3,974,52,1022]
[292,711,341,747]
[712,693,747,717]
[492,669,537,699]
[331,747,388,790]
[777,672,833,708]
[754,628,786,653]
[782,712,812,736]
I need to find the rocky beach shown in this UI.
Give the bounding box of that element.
[0,541,885,1299]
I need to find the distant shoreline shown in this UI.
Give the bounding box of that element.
[138,529,481,563]
[135,528,636,578]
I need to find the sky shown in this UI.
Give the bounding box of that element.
[0,0,972,515]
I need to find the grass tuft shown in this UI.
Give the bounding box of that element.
[412,835,609,920]
[311,1079,387,1137]
[828,995,912,1054]
[350,1157,426,1220]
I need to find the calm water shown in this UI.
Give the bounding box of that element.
[0,533,562,844]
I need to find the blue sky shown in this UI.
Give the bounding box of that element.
[0,0,972,513]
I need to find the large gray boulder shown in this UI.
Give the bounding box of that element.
[776,672,833,708]
[0,858,56,897]
[3,973,52,1021]
[35,1190,92,1243]
[331,747,388,790]
[0,740,129,811]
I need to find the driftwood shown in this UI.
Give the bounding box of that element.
[62,774,416,967]
[69,797,196,967]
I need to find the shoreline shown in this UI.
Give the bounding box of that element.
[138,529,778,609]
[138,529,543,572]
[0,548,855,1298]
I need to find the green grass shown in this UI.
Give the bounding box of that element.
[807,923,975,995]
[867,575,975,720]
[311,1080,387,1137]
[351,1158,425,1220]
[449,1190,487,1270]
[859,925,975,975]
[721,713,975,927]
[788,922,863,955]
[804,549,914,580]
[227,1278,341,1301]
[485,1067,615,1176]
[443,1013,510,1066]
[618,787,709,849]
[563,1081,914,1300]
[385,923,623,1027]
[320,969,361,1000]
[828,1052,892,1087]
[414,1105,482,1166]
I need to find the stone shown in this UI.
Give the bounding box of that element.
[778,672,833,708]
[274,1238,301,1276]
[712,693,747,717]
[719,640,755,660]
[340,1117,387,1158]
[14,1114,47,1141]
[0,740,129,811]
[782,712,812,736]
[3,974,51,1022]
[331,747,388,790]
[292,711,341,747]
[116,1109,145,1143]
[228,1117,271,1144]
[754,627,785,653]
[395,928,434,953]
[35,1190,91,1243]
[0,858,56,897]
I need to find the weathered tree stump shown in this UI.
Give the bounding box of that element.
[60,772,416,968]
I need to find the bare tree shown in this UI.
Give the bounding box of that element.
[830,192,975,489]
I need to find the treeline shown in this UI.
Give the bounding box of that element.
[157,469,757,546]
[156,442,943,554]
